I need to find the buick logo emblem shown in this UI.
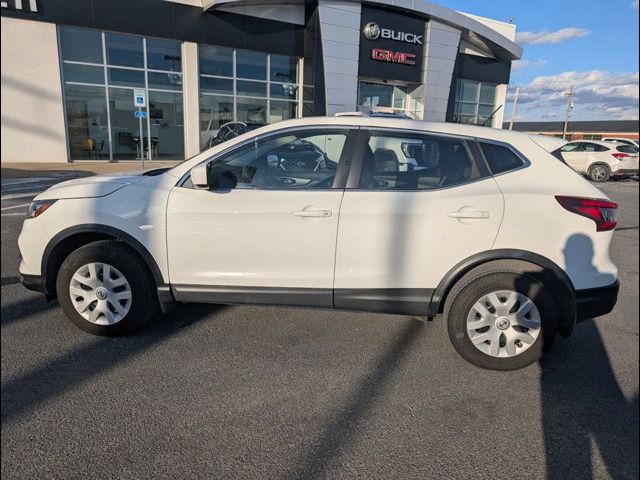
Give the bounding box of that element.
[363,22,381,41]
[362,21,424,45]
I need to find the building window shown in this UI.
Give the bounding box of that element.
[59,26,184,161]
[582,134,603,140]
[198,45,301,151]
[453,79,497,126]
[358,81,408,114]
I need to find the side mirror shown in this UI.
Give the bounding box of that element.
[191,163,209,188]
[190,163,239,190]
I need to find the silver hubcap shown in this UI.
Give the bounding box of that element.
[69,262,132,325]
[466,290,542,358]
[592,166,607,180]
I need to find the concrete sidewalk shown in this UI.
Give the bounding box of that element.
[1,161,180,178]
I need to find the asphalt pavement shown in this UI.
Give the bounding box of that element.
[1,176,638,479]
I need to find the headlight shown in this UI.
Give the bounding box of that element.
[27,199,57,219]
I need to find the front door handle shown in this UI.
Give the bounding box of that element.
[292,208,332,218]
[448,210,490,219]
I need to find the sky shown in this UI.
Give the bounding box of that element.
[445,0,640,122]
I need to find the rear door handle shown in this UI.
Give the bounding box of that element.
[292,209,332,218]
[448,210,490,219]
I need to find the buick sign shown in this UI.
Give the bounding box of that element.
[363,21,423,45]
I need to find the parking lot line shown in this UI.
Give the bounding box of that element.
[1,203,31,211]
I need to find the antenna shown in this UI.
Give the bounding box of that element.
[482,105,503,127]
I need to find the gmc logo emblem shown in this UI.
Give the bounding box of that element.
[371,48,416,66]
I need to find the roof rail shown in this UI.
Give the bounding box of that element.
[334,110,411,119]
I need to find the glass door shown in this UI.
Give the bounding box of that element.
[109,87,148,160]
[148,90,184,160]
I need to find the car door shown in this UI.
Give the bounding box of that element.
[333,129,504,315]
[166,127,355,307]
[581,142,609,168]
[559,142,587,172]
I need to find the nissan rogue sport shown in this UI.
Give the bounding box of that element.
[18,117,620,371]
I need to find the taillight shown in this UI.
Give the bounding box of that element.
[555,196,618,231]
[611,152,629,160]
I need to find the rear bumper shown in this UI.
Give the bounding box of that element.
[575,280,619,322]
[612,168,639,176]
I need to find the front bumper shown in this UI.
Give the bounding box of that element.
[19,273,47,294]
[575,280,619,322]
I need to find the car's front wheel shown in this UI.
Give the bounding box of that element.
[445,267,557,371]
[56,240,158,335]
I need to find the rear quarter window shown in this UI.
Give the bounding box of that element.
[479,142,525,174]
[617,145,639,153]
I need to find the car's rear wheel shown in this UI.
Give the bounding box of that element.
[588,163,611,182]
[56,240,158,335]
[445,268,557,371]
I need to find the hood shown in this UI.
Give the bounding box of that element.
[35,171,149,200]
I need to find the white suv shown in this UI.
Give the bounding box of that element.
[559,140,639,182]
[18,117,620,370]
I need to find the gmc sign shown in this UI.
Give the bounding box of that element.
[371,48,416,66]
[359,6,425,83]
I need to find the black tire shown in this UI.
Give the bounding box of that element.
[444,265,558,371]
[588,163,611,182]
[56,240,158,336]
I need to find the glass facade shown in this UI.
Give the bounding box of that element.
[198,45,301,151]
[358,81,408,114]
[453,79,497,126]
[59,26,184,161]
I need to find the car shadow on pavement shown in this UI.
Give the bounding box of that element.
[1,303,226,428]
[0,296,58,327]
[286,317,424,479]
[538,232,638,479]
[540,321,639,480]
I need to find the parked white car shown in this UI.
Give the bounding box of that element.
[559,140,639,182]
[601,137,639,149]
[19,117,620,370]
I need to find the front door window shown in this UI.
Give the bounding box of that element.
[200,129,349,190]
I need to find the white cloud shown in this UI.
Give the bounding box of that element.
[512,58,548,71]
[508,70,640,120]
[516,28,590,45]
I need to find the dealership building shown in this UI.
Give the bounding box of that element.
[1,0,521,163]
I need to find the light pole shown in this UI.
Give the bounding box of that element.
[562,85,574,139]
[509,87,520,130]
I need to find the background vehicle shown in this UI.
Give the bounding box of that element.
[558,140,639,182]
[206,121,248,149]
[19,117,619,371]
[601,137,639,149]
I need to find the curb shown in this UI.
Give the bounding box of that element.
[1,168,93,179]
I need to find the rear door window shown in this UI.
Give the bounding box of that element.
[358,131,487,190]
[581,143,608,152]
